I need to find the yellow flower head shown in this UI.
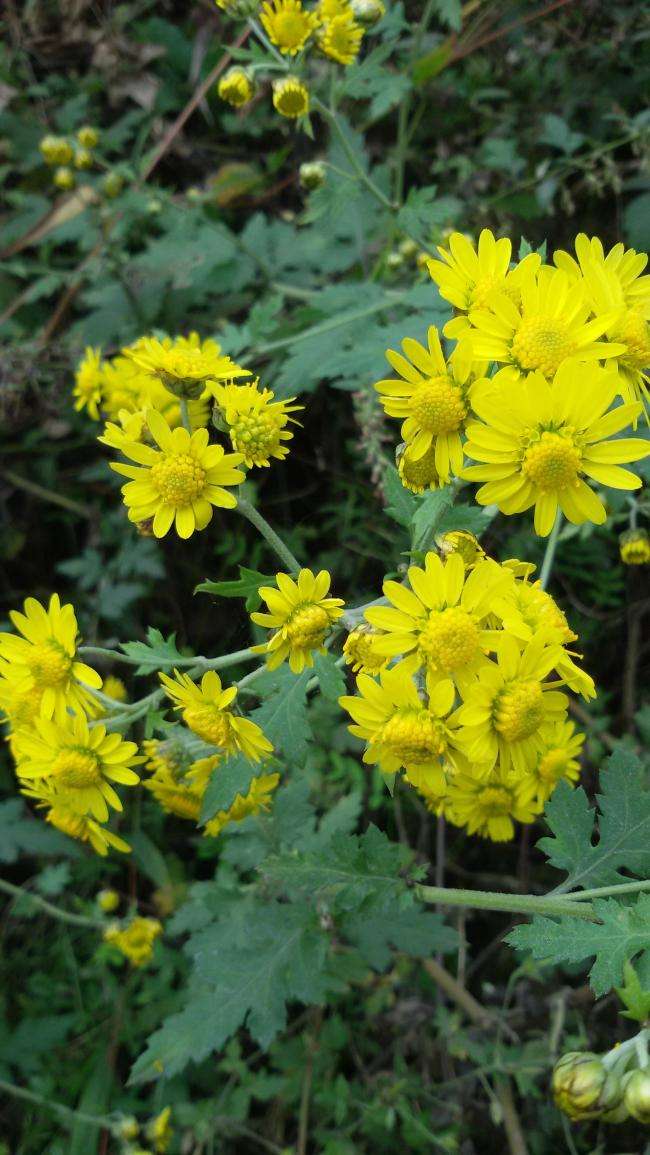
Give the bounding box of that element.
[463,362,648,536]
[53,166,75,191]
[251,569,345,673]
[218,67,255,107]
[437,530,486,568]
[365,552,513,693]
[97,888,120,912]
[210,380,302,467]
[318,13,364,64]
[454,634,569,775]
[77,125,99,148]
[576,258,650,411]
[73,347,104,419]
[374,328,488,479]
[318,0,351,15]
[272,76,310,118]
[404,761,452,816]
[0,594,102,722]
[110,409,245,539]
[351,0,385,24]
[464,265,625,381]
[124,334,249,400]
[397,444,443,493]
[40,135,73,165]
[102,675,128,703]
[342,626,388,675]
[74,147,93,170]
[620,527,650,565]
[14,712,141,822]
[526,719,584,805]
[446,768,541,841]
[146,1106,173,1153]
[260,0,319,54]
[25,785,132,855]
[553,234,650,308]
[204,772,280,837]
[159,669,273,761]
[428,230,541,333]
[104,916,162,967]
[143,738,218,820]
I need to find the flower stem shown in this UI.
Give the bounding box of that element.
[539,510,563,590]
[313,99,397,213]
[179,398,192,432]
[561,878,650,902]
[0,1077,114,1131]
[236,496,301,571]
[414,883,596,921]
[0,877,104,929]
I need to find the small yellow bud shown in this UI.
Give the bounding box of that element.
[623,1068,650,1123]
[217,67,255,108]
[74,147,93,170]
[97,888,120,913]
[299,161,327,191]
[114,1115,139,1139]
[620,528,650,566]
[438,531,486,568]
[101,170,124,199]
[53,166,76,191]
[77,125,99,148]
[351,0,385,25]
[39,135,73,165]
[102,675,128,704]
[272,76,310,119]
[552,1052,622,1121]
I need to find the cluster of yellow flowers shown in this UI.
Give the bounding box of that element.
[114,1105,173,1154]
[104,915,163,967]
[377,231,649,535]
[217,0,385,119]
[39,126,100,191]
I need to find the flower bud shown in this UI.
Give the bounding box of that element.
[398,237,418,259]
[385,250,404,270]
[215,0,259,14]
[351,0,385,25]
[552,1052,622,1121]
[114,1115,139,1139]
[53,166,75,191]
[77,125,99,148]
[101,170,124,199]
[273,76,310,119]
[299,161,326,191]
[39,135,73,165]
[74,147,93,170]
[217,67,255,108]
[620,527,650,566]
[438,530,485,568]
[97,888,120,913]
[623,1068,650,1123]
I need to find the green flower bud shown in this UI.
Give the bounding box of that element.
[351,0,385,26]
[299,161,327,191]
[101,170,124,199]
[77,125,99,148]
[53,166,75,191]
[623,1068,650,1124]
[74,147,93,170]
[39,135,73,166]
[97,888,120,913]
[385,250,404,270]
[114,1114,139,1139]
[620,527,650,566]
[552,1052,622,1121]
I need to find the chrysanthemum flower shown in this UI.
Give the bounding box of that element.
[142,738,218,820]
[553,234,650,307]
[20,780,131,855]
[578,260,649,410]
[374,329,488,477]
[339,666,464,790]
[0,594,102,722]
[102,675,128,703]
[454,634,568,775]
[39,135,73,165]
[272,76,310,118]
[463,362,649,536]
[437,530,486,568]
[146,1106,173,1154]
[342,626,388,675]
[318,13,364,63]
[526,719,584,804]
[15,713,141,821]
[404,761,452,816]
[464,265,625,381]
[251,569,345,672]
[218,67,255,107]
[159,670,273,761]
[110,409,245,539]
[365,552,512,692]
[426,229,541,334]
[124,334,249,400]
[204,772,280,837]
[446,768,541,841]
[210,381,302,467]
[260,0,319,54]
[73,347,104,419]
[318,0,351,14]
[104,916,162,967]
[620,527,650,565]
[397,444,443,493]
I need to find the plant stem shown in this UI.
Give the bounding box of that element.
[236,496,301,571]
[539,509,563,590]
[0,877,103,929]
[179,398,191,432]
[79,645,258,671]
[0,1077,114,1131]
[562,879,650,902]
[313,99,397,211]
[415,883,595,921]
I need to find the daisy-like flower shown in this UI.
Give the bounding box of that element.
[159,669,273,761]
[339,665,465,791]
[73,347,104,419]
[251,569,345,673]
[142,738,218,821]
[454,634,569,776]
[102,675,128,703]
[553,234,650,308]
[364,551,513,693]
[272,76,310,118]
[374,329,488,477]
[397,444,443,493]
[464,265,625,382]
[342,626,388,675]
[19,779,131,855]
[210,381,302,468]
[124,334,249,400]
[404,761,452,816]
[318,13,364,64]
[578,259,649,410]
[204,772,280,837]
[0,594,102,722]
[15,713,141,821]
[525,719,584,805]
[446,768,541,841]
[104,916,162,967]
[110,409,245,539]
[261,0,319,55]
[620,527,650,566]
[463,362,649,536]
[218,67,255,107]
[426,229,541,335]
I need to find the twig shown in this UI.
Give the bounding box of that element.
[494,1077,530,1155]
[422,957,498,1031]
[2,470,93,519]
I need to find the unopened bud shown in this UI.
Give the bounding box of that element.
[552,1052,622,1121]
[385,250,404,270]
[299,161,327,191]
[351,0,385,25]
[623,1068,650,1124]
[74,147,93,170]
[77,125,99,148]
[114,1115,139,1140]
[39,135,73,166]
[438,530,485,568]
[97,888,120,913]
[620,527,650,566]
[53,166,75,191]
[101,170,124,199]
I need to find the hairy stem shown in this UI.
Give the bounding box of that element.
[539,510,563,590]
[0,877,104,929]
[415,883,595,921]
[0,1077,114,1131]
[236,496,301,571]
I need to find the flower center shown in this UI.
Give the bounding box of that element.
[518,585,574,642]
[150,453,206,506]
[537,747,570,784]
[28,641,73,688]
[276,13,307,45]
[418,607,480,672]
[522,431,582,492]
[410,376,467,434]
[494,680,545,742]
[618,309,650,370]
[345,630,385,673]
[479,785,514,816]
[52,748,101,789]
[231,412,278,459]
[183,706,231,748]
[400,446,440,489]
[284,604,331,649]
[381,708,447,764]
[511,316,577,377]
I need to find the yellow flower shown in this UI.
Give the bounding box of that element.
[21,783,131,855]
[463,362,648,536]
[526,719,584,804]
[97,888,120,912]
[437,530,485,568]
[73,347,104,419]
[40,135,74,165]
[204,772,280,837]
[426,229,541,332]
[318,13,364,64]
[553,233,650,308]
[74,147,93,170]
[77,125,99,148]
[374,328,488,478]
[110,409,245,538]
[159,669,273,761]
[464,265,625,381]
[147,1106,173,1153]
[454,634,568,775]
[272,76,310,118]
[210,381,302,467]
[364,552,512,693]
[397,444,443,493]
[124,334,249,400]
[14,713,141,821]
[102,675,128,703]
[446,768,541,841]
[260,0,319,54]
[404,761,452,815]
[218,67,255,107]
[0,594,102,722]
[620,527,650,565]
[343,626,388,675]
[318,0,351,15]
[142,738,218,820]
[251,569,345,673]
[339,665,464,791]
[104,916,162,967]
[53,166,75,191]
[578,259,649,410]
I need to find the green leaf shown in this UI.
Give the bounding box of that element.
[120,627,188,675]
[312,652,346,702]
[435,503,496,537]
[431,0,462,31]
[341,907,458,970]
[383,464,418,528]
[411,487,455,549]
[200,754,259,824]
[397,187,461,245]
[0,799,80,863]
[130,831,173,890]
[615,960,650,1022]
[251,668,312,762]
[539,113,585,155]
[195,566,273,612]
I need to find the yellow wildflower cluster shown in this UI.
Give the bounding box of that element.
[251,568,345,672]
[104,915,163,967]
[377,231,649,535]
[39,126,100,191]
[552,1043,650,1126]
[340,542,590,840]
[0,595,139,855]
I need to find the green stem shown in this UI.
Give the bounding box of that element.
[313,99,397,212]
[0,1077,114,1131]
[562,879,650,903]
[79,645,257,671]
[247,17,289,68]
[2,470,93,518]
[254,292,406,356]
[539,510,563,590]
[236,496,301,571]
[602,1029,650,1072]
[0,878,104,929]
[179,398,191,432]
[414,883,596,921]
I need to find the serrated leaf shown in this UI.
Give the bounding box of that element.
[435,503,496,537]
[397,187,461,245]
[195,566,273,612]
[341,907,458,970]
[199,753,260,824]
[312,652,346,702]
[251,668,312,762]
[120,627,187,675]
[615,960,650,1022]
